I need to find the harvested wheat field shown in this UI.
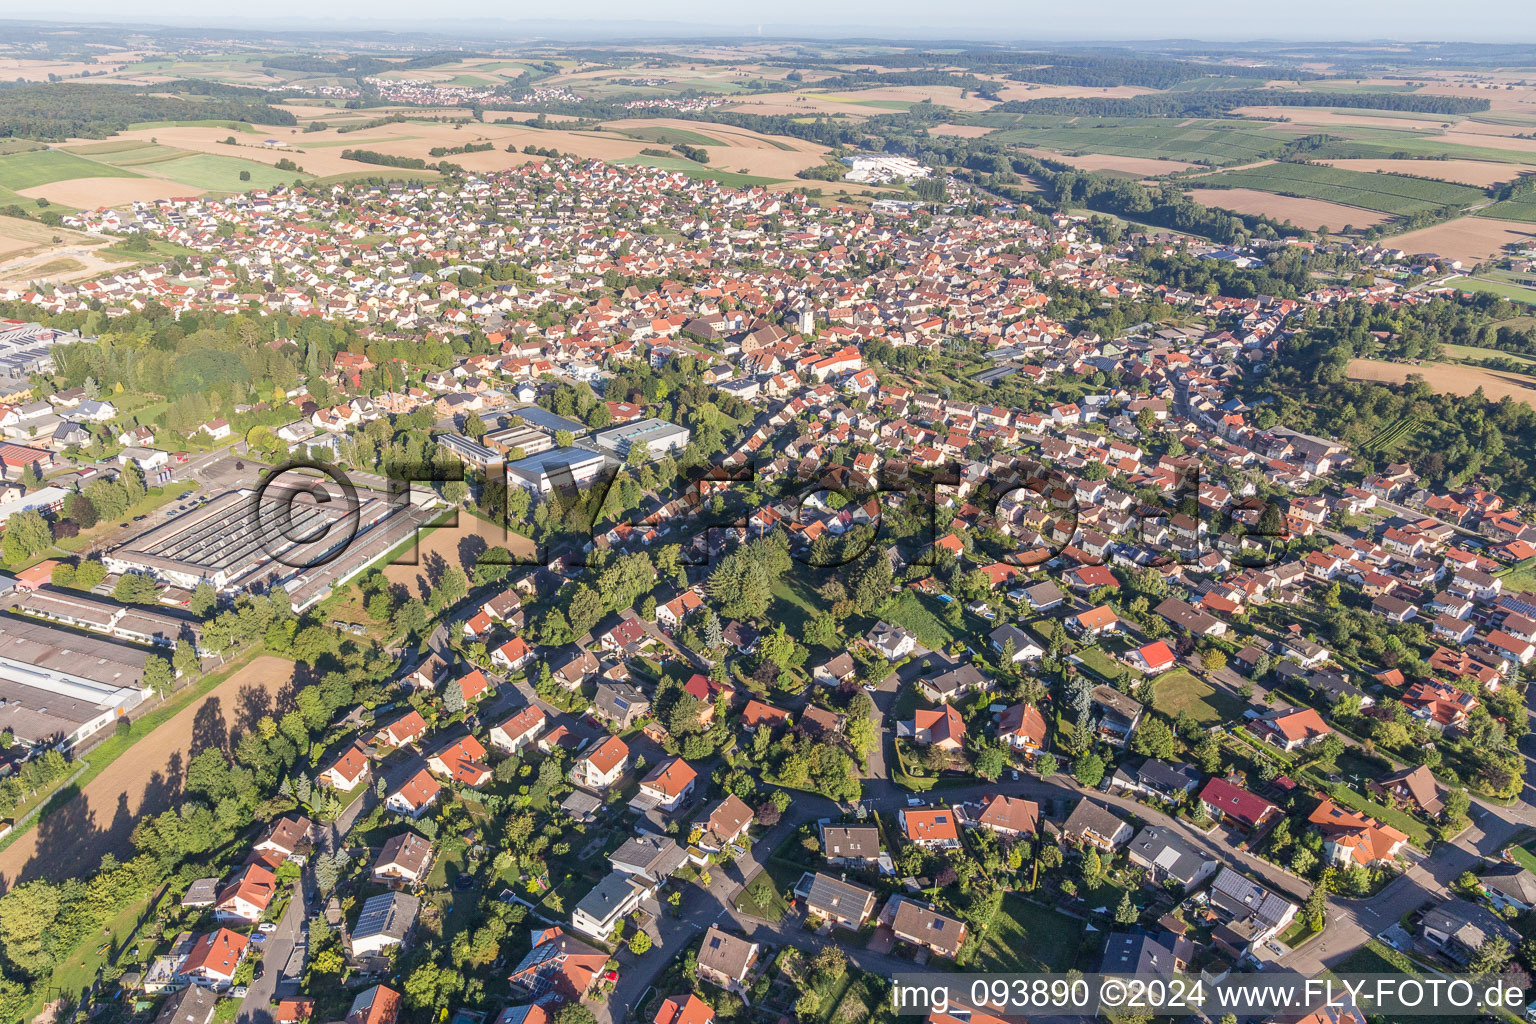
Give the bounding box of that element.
[65,117,826,183]
[1021,148,1198,177]
[20,176,198,207]
[1317,158,1534,188]
[1348,358,1536,410]
[1231,107,1453,132]
[1186,188,1387,229]
[0,655,296,887]
[1386,217,1536,263]
[993,82,1160,102]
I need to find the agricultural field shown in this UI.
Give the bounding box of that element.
[1185,187,1388,230]
[1478,196,1536,222]
[1347,357,1536,410]
[1318,158,1535,188]
[982,116,1305,167]
[0,148,142,190]
[1387,216,1536,262]
[1195,162,1488,215]
[1360,415,1422,455]
[4,137,314,204]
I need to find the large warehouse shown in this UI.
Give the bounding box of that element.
[107,478,440,609]
[0,616,154,749]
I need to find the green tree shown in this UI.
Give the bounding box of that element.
[2,510,52,564]
[143,655,173,696]
[1073,752,1105,788]
[189,583,218,618]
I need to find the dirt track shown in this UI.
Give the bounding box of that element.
[0,655,295,889]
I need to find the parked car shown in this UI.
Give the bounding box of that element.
[257,922,278,933]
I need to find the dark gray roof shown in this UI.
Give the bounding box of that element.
[1062,801,1131,843]
[1126,826,1213,885]
[352,891,420,943]
[1209,866,1294,930]
[1482,864,1536,905]
[804,872,875,918]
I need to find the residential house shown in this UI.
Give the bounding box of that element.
[1089,686,1144,747]
[576,735,630,790]
[901,808,961,849]
[1481,864,1536,914]
[635,757,698,813]
[1061,801,1133,852]
[885,896,968,960]
[1309,799,1409,868]
[1419,900,1520,967]
[572,871,653,941]
[1251,707,1332,752]
[994,702,1047,756]
[696,926,759,997]
[177,929,248,991]
[345,985,402,1024]
[214,863,277,925]
[611,834,689,884]
[386,768,442,819]
[427,735,492,788]
[1198,777,1281,832]
[489,705,547,754]
[910,705,966,751]
[865,621,918,661]
[654,994,714,1024]
[372,832,435,887]
[700,794,754,848]
[972,793,1039,838]
[349,891,420,958]
[1126,826,1218,891]
[593,681,650,730]
[506,927,609,1002]
[1368,764,1444,818]
[800,873,877,928]
[821,824,882,866]
[319,743,372,792]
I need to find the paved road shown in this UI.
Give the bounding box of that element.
[237,881,306,1023]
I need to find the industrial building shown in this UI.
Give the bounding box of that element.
[482,423,553,458]
[0,320,85,383]
[106,480,441,611]
[12,586,204,653]
[434,433,500,468]
[505,447,607,494]
[0,616,156,749]
[593,417,691,461]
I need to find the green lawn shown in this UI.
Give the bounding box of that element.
[1152,669,1247,725]
[973,893,1086,973]
[1452,276,1536,305]
[1510,842,1536,876]
[733,871,790,923]
[1075,646,1134,684]
[0,148,142,189]
[1499,558,1536,595]
[882,590,987,653]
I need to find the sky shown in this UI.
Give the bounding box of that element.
[25,1,1536,43]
